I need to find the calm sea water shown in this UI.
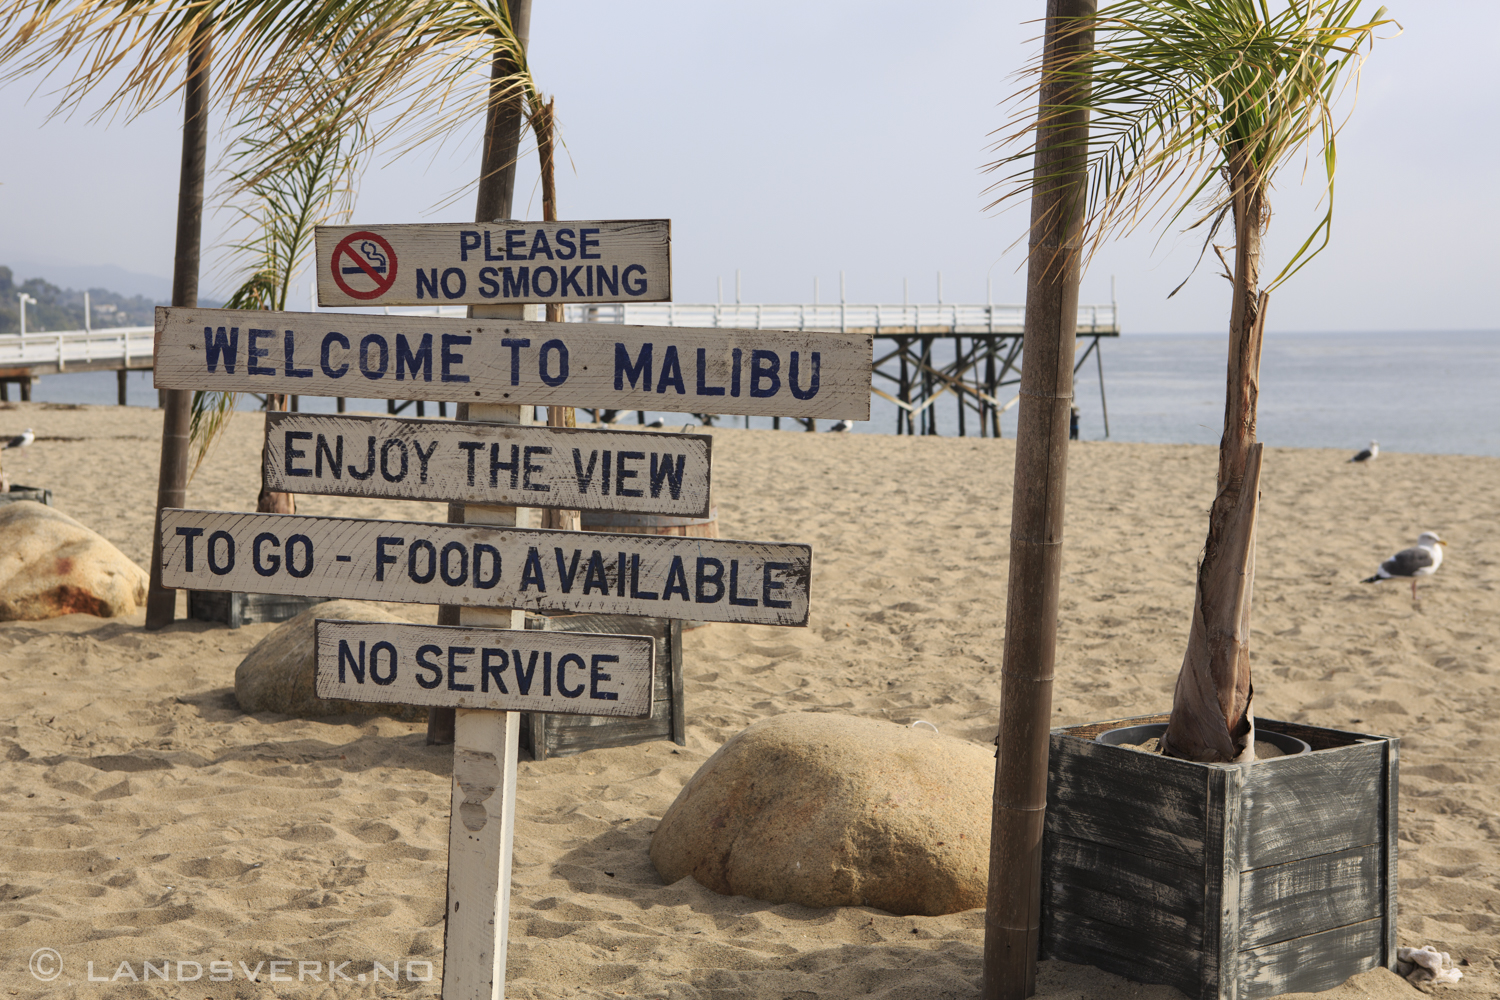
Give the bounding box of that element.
[20,330,1500,458]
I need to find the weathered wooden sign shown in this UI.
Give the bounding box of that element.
[314,220,671,307]
[159,508,811,626]
[262,412,713,516]
[314,619,655,716]
[153,307,872,420]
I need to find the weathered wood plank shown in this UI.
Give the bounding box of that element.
[1382,737,1400,970]
[1041,908,1201,998]
[1047,735,1210,868]
[153,307,872,419]
[314,619,655,717]
[1202,764,1244,1000]
[159,508,811,626]
[1042,834,1203,944]
[1238,845,1382,949]
[1237,918,1383,1000]
[1238,743,1385,869]
[315,220,671,307]
[263,412,712,517]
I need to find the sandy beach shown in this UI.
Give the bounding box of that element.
[0,399,1494,999]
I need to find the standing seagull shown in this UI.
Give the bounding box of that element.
[2,428,33,450]
[1362,531,1446,600]
[1349,440,1379,464]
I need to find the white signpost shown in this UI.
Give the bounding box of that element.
[314,620,655,717]
[153,306,873,420]
[314,220,671,308]
[158,508,812,626]
[262,411,713,515]
[151,214,866,1000]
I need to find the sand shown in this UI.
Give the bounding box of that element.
[0,399,1494,999]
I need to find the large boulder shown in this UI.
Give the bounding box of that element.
[0,500,148,621]
[235,600,423,720]
[650,713,993,916]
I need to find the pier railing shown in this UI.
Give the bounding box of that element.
[558,301,1118,336]
[0,326,155,373]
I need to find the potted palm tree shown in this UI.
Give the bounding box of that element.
[987,3,1397,997]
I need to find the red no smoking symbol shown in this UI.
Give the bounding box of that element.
[331,231,398,301]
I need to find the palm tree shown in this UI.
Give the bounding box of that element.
[989,0,1394,762]
[187,31,369,512]
[3,0,552,623]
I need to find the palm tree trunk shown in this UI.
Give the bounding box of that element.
[1162,160,1268,762]
[145,14,212,629]
[983,2,1093,997]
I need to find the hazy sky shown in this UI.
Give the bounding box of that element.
[2,2,1494,333]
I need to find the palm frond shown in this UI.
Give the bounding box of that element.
[3,0,555,212]
[987,0,1397,290]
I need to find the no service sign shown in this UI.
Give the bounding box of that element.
[315,220,670,307]
[315,619,655,716]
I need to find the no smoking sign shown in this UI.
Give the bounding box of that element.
[331,231,398,301]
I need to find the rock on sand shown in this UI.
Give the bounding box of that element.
[650,712,993,916]
[234,600,424,720]
[0,500,148,620]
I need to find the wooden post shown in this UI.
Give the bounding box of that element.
[117,369,128,406]
[983,3,1093,999]
[438,8,532,994]
[430,0,532,747]
[145,15,211,629]
[443,385,534,1000]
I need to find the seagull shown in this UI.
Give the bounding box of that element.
[828,419,853,432]
[1362,531,1446,600]
[1349,440,1379,464]
[2,428,33,449]
[646,418,666,428]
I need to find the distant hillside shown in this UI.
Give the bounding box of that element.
[0,266,225,333]
[0,266,160,333]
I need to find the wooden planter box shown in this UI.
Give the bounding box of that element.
[1041,714,1398,1000]
[188,590,330,629]
[1,485,53,507]
[520,613,684,760]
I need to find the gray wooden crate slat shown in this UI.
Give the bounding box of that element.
[1203,764,1244,1000]
[1046,735,1210,868]
[1042,835,1204,946]
[1237,918,1385,1000]
[1238,742,1384,869]
[1042,908,1201,998]
[1238,844,1382,949]
[1382,737,1400,971]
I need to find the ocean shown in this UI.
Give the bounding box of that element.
[16,330,1500,459]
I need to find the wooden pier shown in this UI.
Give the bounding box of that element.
[0,326,154,403]
[563,301,1120,437]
